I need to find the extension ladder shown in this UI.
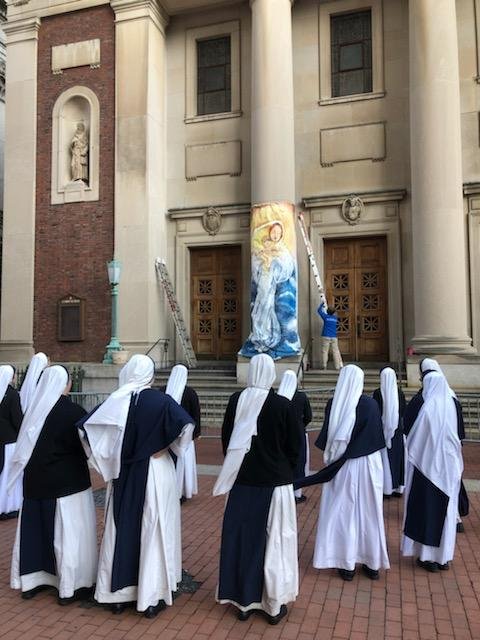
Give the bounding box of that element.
[297,210,327,303]
[155,258,198,369]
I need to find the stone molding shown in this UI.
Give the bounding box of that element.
[111,0,168,31]
[3,16,40,42]
[168,202,250,220]
[303,189,406,210]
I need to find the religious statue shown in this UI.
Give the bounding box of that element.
[70,122,89,183]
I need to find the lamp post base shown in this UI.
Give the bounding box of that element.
[103,338,123,364]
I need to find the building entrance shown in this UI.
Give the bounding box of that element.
[190,246,242,360]
[324,236,388,361]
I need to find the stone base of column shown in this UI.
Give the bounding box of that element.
[0,341,35,363]
[410,335,474,355]
[237,352,304,385]
[406,354,480,389]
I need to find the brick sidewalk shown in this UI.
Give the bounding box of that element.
[1,466,480,640]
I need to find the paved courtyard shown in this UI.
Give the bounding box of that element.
[1,440,480,640]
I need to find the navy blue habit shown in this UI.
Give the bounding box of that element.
[372,386,406,491]
[294,395,385,489]
[217,389,299,608]
[81,389,194,593]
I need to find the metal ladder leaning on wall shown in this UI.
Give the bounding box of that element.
[155,258,198,369]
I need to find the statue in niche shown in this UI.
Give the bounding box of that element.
[70,122,89,183]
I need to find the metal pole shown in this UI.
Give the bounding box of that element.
[103,282,122,363]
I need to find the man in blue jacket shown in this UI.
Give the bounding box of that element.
[317,298,343,370]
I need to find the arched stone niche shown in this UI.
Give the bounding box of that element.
[51,86,99,204]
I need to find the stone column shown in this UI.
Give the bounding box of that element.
[0,17,40,361]
[111,0,169,355]
[409,0,472,353]
[238,0,300,375]
[250,0,295,204]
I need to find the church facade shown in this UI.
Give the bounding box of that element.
[1,0,480,386]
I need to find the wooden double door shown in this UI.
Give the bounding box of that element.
[324,236,388,361]
[190,246,242,360]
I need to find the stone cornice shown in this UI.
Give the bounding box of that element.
[463,182,480,196]
[168,202,251,220]
[302,189,407,209]
[3,15,40,42]
[111,0,168,31]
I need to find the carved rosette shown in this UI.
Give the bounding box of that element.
[202,206,222,236]
[341,195,364,226]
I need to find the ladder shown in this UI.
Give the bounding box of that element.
[155,258,198,369]
[296,210,327,302]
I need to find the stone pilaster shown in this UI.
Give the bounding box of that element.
[409,0,472,353]
[111,0,169,355]
[0,17,41,362]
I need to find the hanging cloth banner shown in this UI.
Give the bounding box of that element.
[239,201,301,360]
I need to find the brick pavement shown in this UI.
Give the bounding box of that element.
[1,442,480,640]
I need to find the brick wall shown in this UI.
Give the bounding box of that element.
[34,5,115,362]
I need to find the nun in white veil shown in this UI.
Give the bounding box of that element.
[401,372,464,571]
[19,352,49,414]
[81,355,195,618]
[372,368,406,497]
[0,366,23,517]
[306,365,389,580]
[10,366,96,602]
[164,365,199,500]
[278,370,312,503]
[214,354,299,625]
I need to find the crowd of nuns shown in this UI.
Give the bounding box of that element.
[0,351,468,625]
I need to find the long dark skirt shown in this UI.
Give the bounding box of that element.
[218,484,274,608]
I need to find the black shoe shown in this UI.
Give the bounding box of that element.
[383,494,392,500]
[180,496,187,505]
[416,558,439,573]
[111,603,128,614]
[362,565,379,580]
[436,563,449,571]
[338,568,355,581]
[267,605,287,625]
[58,586,94,606]
[457,522,465,533]
[144,601,166,619]
[391,492,403,498]
[21,585,49,600]
[295,495,307,504]
[237,609,255,621]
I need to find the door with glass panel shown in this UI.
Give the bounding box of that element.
[190,246,242,360]
[324,237,388,361]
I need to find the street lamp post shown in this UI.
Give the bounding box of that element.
[103,259,123,364]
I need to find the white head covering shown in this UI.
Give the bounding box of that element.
[380,367,399,449]
[324,364,364,465]
[407,372,462,497]
[165,364,188,404]
[0,365,15,404]
[420,358,455,398]
[278,369,298,401]
[213,354,276,495]
[82,354,154,482]
[9,365,68,490]
[19,352,48,413]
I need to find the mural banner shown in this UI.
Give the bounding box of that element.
[239,201,301,360]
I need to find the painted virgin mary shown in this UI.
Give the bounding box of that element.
[249,221,295,352]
